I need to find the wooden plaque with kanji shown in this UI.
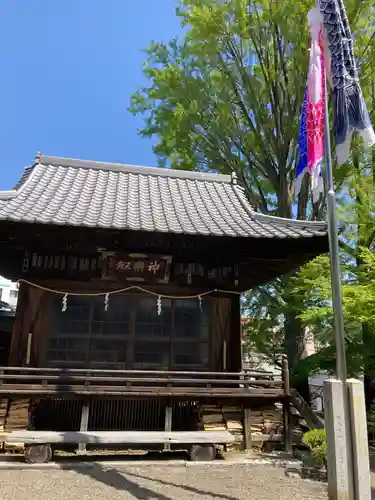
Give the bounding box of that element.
[101,252,172,283]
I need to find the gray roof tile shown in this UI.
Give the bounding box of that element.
[0,155,327,239]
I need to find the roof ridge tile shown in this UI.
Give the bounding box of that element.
[38,155,232,184]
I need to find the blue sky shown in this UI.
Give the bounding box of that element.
[0,0,182,189]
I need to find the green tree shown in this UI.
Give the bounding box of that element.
[293,170,375,406]
[130,0,375,399]
[131,0,316,215]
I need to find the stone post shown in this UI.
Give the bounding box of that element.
[324,379,354,500]
[347,379,371,500]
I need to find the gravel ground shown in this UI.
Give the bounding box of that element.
[0,464,328,500]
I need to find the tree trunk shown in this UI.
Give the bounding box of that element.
[277,184,292,219]
[284,308,311,404]
[278,183,311,403]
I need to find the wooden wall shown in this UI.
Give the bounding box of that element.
[8,283,242,372]
[209,296,241,372]
[8,283,48,367]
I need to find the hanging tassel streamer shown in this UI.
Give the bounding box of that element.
[198,295,202,312]
[157,295,162,316]
[104,293,109,311]
[62,293,68,312]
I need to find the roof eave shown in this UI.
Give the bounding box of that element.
[251,211,327,232]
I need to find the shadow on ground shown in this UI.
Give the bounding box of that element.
[70,463,240,500]
[71,464,172,500]
[55,450,193,463]
[124,470,240,500]
[2,450,215,464]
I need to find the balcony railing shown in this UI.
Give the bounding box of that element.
[0,366,285,398]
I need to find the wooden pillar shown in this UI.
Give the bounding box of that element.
[229,296,242,372]
[282,357,293,454]
[163,401,172,451]
[8,283,28,366]
[77,400,90,455]
[243,406,252,451]
[5,284,33,441]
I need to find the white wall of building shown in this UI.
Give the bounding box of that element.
[0,276,19,309]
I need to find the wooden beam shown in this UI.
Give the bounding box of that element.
[0,385,285,398]
[1,367,276,377]
[0,374,284,386]
[289,389,324,430]
[0,430,235,445]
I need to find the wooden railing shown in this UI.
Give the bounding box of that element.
[290,389,324,429]
[0,366,285,398]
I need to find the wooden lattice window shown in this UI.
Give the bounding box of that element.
[171,299,209,369]
[46,294,211,370]
[47,295,131,368]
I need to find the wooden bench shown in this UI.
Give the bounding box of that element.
[0,430,235,464]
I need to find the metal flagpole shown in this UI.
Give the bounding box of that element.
[323,75,348,383]
[316,0,348,383]
[315,5,372,498]
[323,70,356,500]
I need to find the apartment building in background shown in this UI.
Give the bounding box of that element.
[0,276,19,310]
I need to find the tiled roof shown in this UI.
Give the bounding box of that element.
[0,155,327,239]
